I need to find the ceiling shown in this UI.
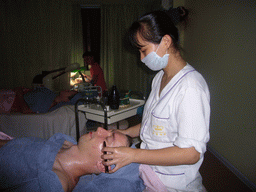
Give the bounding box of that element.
[72,0,158,5]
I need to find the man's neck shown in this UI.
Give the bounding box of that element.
[52,142,92,192]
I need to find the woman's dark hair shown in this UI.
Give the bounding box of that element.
[128,11,179,51]
[82,52,99,63]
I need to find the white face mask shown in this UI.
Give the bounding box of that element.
[141,40,169,71]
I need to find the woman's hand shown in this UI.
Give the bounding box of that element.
[112,123,141,138]
[83,75,92,82]
[102,146,137,173]
[111,129,129,136]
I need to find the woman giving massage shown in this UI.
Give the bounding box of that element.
[102,11,210,192]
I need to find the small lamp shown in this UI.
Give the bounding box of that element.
[32,63,82,91]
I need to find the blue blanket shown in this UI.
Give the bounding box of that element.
[74,161,145,192]
[73,142,145,192]
[0,133,73,191]
[49,92,84,112]
[0,133,145,192]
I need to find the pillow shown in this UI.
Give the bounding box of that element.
[0,90,16,113]
[24,87,57,113]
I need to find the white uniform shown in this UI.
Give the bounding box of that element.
[140,64,210,192]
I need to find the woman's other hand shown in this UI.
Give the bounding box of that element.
[83,75,92,82]
[112,129,129,136]
[113,123,141,138]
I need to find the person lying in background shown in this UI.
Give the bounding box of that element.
[3,86,79,114]
[0,128,133,192]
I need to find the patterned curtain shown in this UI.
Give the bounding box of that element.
[0,0,83,91]
[100,3,157,96]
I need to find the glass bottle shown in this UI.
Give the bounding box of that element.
[108,85,120,110]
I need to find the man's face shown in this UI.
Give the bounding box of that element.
[78,127,129,172]
[79,127,128,148]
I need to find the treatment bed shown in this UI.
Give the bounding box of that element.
[0,105,87,139]
[0,87,87,139]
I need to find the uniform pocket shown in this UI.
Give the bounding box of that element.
[154,165,188,190]
[150,111,176,143]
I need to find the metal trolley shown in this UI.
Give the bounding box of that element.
[73,84,106,142]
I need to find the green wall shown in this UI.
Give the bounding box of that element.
[182,0,256,185]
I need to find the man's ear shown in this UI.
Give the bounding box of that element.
[96,160,106,173]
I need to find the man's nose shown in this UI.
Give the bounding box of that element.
[96,127,111,137]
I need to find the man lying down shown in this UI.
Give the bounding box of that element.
[0,128,145,192]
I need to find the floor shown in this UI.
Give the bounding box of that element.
[200,149,253,192]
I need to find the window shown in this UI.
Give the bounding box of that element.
[81,7,101,64]
[70,7,101,87]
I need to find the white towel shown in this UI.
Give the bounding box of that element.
[139,164,168,192]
